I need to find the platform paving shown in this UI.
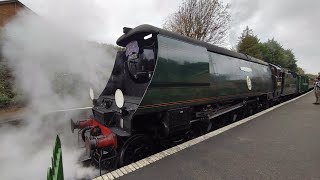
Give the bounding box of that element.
[104,92,320,180]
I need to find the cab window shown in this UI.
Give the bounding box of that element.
[125,37,156,83]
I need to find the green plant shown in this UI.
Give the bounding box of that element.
[47,135,64,180]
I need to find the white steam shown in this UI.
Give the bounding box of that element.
[0,5,115,180]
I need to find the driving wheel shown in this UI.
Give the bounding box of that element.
[119,134,154,167]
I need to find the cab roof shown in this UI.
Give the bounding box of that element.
[116,24,269,66]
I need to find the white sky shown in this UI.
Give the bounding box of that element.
[3,0,319,74]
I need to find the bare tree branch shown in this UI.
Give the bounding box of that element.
[164,0,230,46]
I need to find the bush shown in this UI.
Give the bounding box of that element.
[10,93,27,107]
[0,94,12,108]
[0,57,24,108]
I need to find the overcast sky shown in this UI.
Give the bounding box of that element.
[6,0,320,74]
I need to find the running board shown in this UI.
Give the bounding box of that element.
[190,101,247,124]
[208,102,245,120]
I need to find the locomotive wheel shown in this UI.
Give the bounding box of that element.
[265,102,270,109]
[248,107,254,116]
[185,124,203,140]
[214,117,227,128]
[119,134,154,167]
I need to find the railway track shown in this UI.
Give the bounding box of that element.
[0,107,92,126]
[0,118,24,126]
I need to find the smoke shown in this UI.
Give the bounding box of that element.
[0,2,116,179]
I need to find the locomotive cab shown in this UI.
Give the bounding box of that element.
[89,33,158,136]
[71,31,158,165]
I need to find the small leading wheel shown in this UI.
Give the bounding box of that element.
[90,148,117,174]
[119,134,154,167]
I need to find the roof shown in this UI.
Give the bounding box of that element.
[116,24,269,66]
[0,0,24,6]
[0,0,32,11]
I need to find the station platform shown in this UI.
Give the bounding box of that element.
[94,91,320,180]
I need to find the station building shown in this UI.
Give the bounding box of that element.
[0,0,28,27]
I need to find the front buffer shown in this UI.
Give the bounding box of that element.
[71,118,118,170]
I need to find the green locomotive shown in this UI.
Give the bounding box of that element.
[71,24,311,169]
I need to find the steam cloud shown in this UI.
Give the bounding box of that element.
[0,3,115,180]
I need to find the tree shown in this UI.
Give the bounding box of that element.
[260,39,286,66]
[282,49,298,72]
[237,26,262,59]
[163,0,230,45]
[297,67,305,75]
[260,39,298,72]
[236,26,300,73]
[306,73,317,80]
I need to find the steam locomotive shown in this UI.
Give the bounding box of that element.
[71,24,313,170]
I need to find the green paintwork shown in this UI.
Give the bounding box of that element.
[138,35,273,113]
[138,35,211,113]
[282,72,298,96]
[298,75,309,93]
[47,135,64,180]
[208,52,273,96]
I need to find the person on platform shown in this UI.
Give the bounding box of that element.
[314,73,320,104]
